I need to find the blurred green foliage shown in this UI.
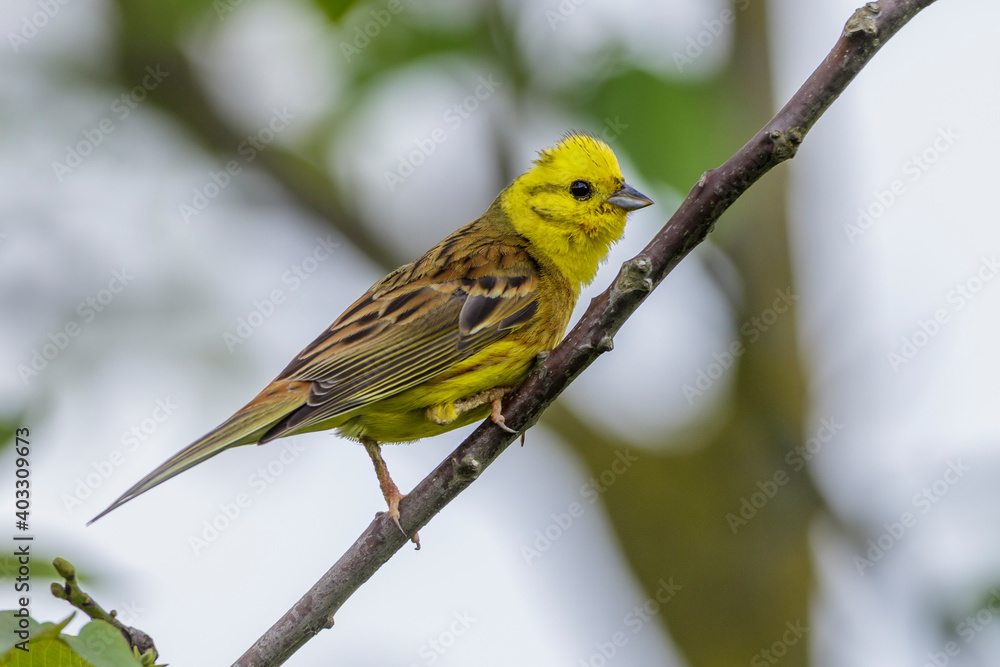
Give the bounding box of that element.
[583,71,735,189]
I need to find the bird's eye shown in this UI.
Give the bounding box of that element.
[569,180,593,200]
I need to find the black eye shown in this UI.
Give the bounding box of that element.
[569,180,593,200]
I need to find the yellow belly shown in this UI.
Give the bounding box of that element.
[334,337,542,442]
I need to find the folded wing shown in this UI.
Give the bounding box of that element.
[259,235,539,441]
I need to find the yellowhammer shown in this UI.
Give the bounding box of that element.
[90,133,652,537]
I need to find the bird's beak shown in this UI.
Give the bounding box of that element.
[607,183,654,211]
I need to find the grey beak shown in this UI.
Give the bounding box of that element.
[607,183,654,211]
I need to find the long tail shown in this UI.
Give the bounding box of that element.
[88,380,310,524]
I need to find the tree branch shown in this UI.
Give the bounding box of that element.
[233,1,939,664]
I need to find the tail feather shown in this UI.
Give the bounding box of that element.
[88,380,310,524]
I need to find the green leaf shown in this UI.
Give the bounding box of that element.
[0,614,144,667]
[62,621,145,667]
[5,639,94,666]
[0,612,74,659]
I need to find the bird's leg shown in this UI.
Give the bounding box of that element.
[443,387,518,434]
[361,437,419,548]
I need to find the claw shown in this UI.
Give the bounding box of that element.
[490,398,517,434]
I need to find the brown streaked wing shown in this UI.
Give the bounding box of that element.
[258,239,540,441]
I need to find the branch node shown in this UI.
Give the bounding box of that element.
[613,256,653,297]
[597,334,614,352]
[769,127,805,162]
[845,2,881,37]
[452,453,483,482]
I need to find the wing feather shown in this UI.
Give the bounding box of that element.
[260,224,540,441]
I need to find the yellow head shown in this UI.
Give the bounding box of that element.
[500,133,653,290]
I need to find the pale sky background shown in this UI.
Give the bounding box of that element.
[772,1,1000,665]
[2,0,999,665]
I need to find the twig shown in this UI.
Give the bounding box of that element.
[234,1,940,664]
[50,557,159,658]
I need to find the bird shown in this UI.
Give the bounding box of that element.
[89,132,653,541]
